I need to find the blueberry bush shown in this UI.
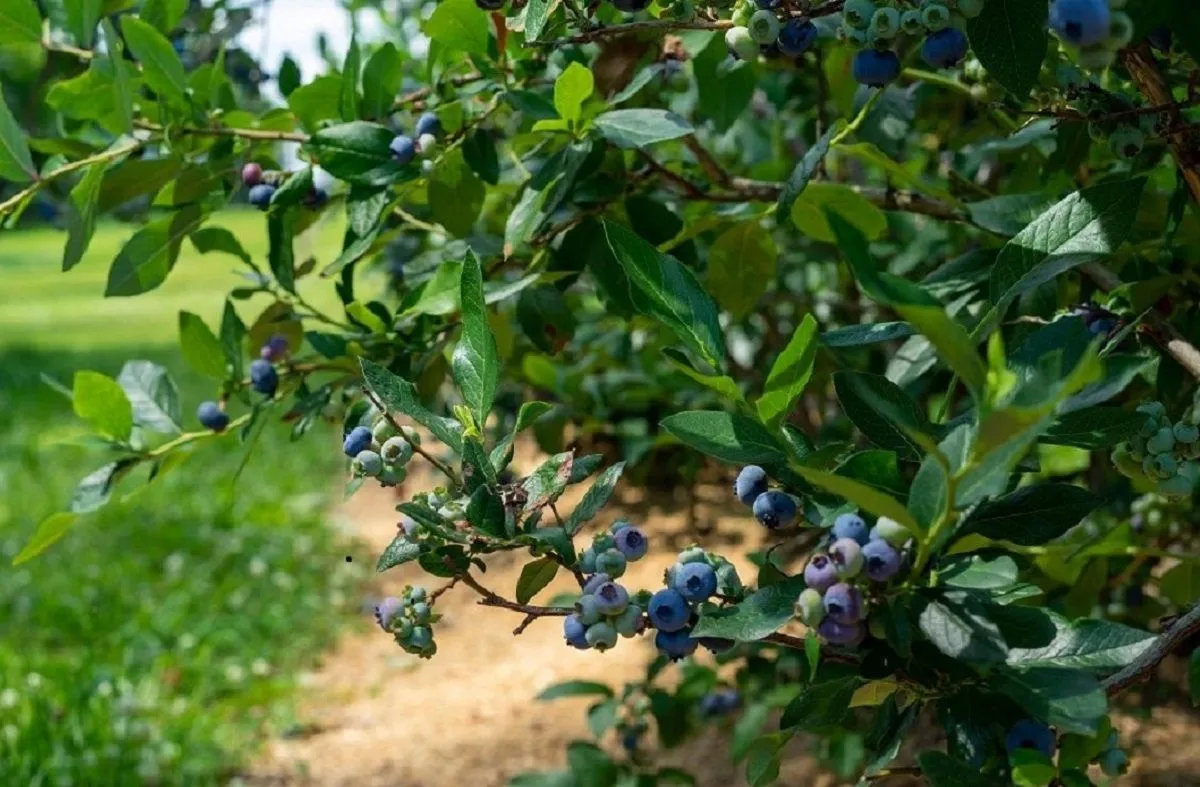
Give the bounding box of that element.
[5,0,1200,783]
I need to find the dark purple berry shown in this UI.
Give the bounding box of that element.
[921,27,969,69]
[804,554,838,593]
[853,49,901,86]
[1005,720,1056,758]
[241,163,263,187]
[777,19,818,57]
[249,358,278,396]
[197,400,229,432]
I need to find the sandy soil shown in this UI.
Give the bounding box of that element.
[244,444,1200,787]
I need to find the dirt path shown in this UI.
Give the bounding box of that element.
[246,446,1200,787]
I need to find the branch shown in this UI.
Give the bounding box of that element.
[135,120,308,143]
[459,572,573,635]
[0,138,142,220]
[762,631,859,664]
[531,19,732,47]
[1121,44,1200,205]
[1103,603,1200,695]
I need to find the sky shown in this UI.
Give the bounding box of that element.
[238,0,358,93]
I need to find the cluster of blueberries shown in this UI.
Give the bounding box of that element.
[564,522,651,651]
[342,412,421,487]
[647,549,739,659]
[388,112,442,167]
[794,512,909,646]
[1050,0,1133,70]
[1112,400,1200,496]
[242,164,328,211]
[196,335,288,431]
[733,465,797,528]
[374,585,438,657]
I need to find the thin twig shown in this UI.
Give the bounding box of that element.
[531,19,733,47]
[0,139,142,219]
[459,572,573,636]
[1103,603,1200,695]
[1121,44,1200,204]
[360,385,464,487]
[135,119,308,143]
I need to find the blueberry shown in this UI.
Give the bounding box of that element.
[343,426,373,457]
[609,519,633,534]
[648,588,692,632]
[776,19,819,57]
[564,614,589,649]
[957,0,985,18]
[411,601,431,623]
[677,546,707,564]
[354,450,383,477]
[700,689,740,716]
[409,625,433,650]
[248,183,276,210]
[823,583,863,625]
[748,10,781,45]
[593,581,630,615]
[579,548,598,575]
[249,358,278,396]
[1109,126,1144,159]
[1175,423,1200,443]
[197,401,229,432]
[374,597,403,631]
[1005,720,1056,758]
[380,436,414,465]
[870,516,911,547]
[655,628,697,659]
[1099,748,1129,777]
[260,334,289,361]
[613,604,643,637]
[752,491,797,528]
[853,48,901,86]
[862,538,901,581]
[843,0,876,28]
[1087,317,1115,336]
[408,586,427,602]
[241,163,263,187]
[1050,0,1111,47]
[390,134,416,165]
[920,3,950,31]
[673,562,718,602]
[373,417,399,443]
[1147,427,1175,455]
[794,587,825,627]
[922,27,969,69]
[415,111,441,137]
[577,594,603,626]
[621,728,642,752]
[870,7,900,39]
[596,549,628,578]
[303,187,329,209]
[586,621,619,651]
[829,538,864,578]
[900,9,924,34]
[803,554,839,593]
[818,618,865,646]
[583,573,612,595]
[400,516,420,537]
[725,26,759,61]
[613,526,648,560]
[832,513,869,545]
[416,133,439,157]
[734,465,769,505]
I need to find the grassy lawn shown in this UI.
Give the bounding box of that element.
[0,215,368,785]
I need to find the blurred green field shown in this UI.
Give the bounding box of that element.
[0,214,367,785]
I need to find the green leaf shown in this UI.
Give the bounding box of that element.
[706,220,776,320]
[693,33,755,133]
[836,450,906,500]
[73,370,134,440]
[664,349,744,402]
[516,557,559,604]
[98,158,182,211]
[601,220,725,369]
[956,484,1100,546]
[452,252,500,427]
[1043,406,1144,449]
[566,741,617,787]
[288,75,343,132]
[63,161,109,270]
[833,371,932,460]
[565,462,625,534]
[462,128,500,185]
[594,109,694,148]
[554,62,593,124]
[304,121,402,187]
[908,450,949,530]
[790,183,887,243]
[838,142,957,204]
[0,0,41,47]
[939,555,1019,590]
[829,212,986,393]
[661,411,786,465]
[522,452,575,513]
[120,16,188,104]
[177,311,226,379]
[1007,616,1154,670]
[822,321,914,348]
[0,93,35,183]
[995,666,1107,735]
[361,43,403,120]
[989,179,1147,312]
[755,315,818,429]
[376,535,422,572]
[340,35,361,121]
[140,0,187,33]
[917,595,1009,664]
[522,0,557,41]
[191,226,253,267]
[118,360,181,434]
[466,485,508,538]
[267,210,296,293]
[490,400,554,471]
[12,512,79,565]
[775,123,841,223]
[919,752,1002,787]
[795,467,920,531]
[105,206,205,296]
[360,359,464,451]
[780,676,862,730]
[691,577,806,641]
[429,149,485,237]
[270,167,315,210]
[537,681,614,701]
[425,0,490,55]
[965,0,1047,98]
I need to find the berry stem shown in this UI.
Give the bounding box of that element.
[1103,601,1200,695]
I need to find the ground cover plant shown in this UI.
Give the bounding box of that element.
[3,0,1200,783]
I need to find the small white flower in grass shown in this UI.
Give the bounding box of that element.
[224,664,246,683]
[25,672,42,690]
[2,725,17,744]
[249,557,268,577]
[251,659,270,677]
[164,553,185,575]
[0,688,18,708]
[97,681,113,698]
[178,633,197,651]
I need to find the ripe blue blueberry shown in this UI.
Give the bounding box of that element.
[818,618,865,646]
[579,548,598,575]
[415,112,441,137]
[829,538,864,578]
[803,554,838,593]
[249,358,278,396]
[922,27,969,69]
[832,513,869,545]
[583,572,612,595]
[248,183,276,210]
[197,400,229,432]
[563,614,589,649]
[1005,720,1056,758]
[304,187,329,208]
[596,549,627,578]
[374,597,403,631]
[576,594,603,626]
[648,588,692,632]
[674,562,718,602]
[734,465,769,505]
[823,582,863,625]
[343,426,373,457]
[862,538,902,581]
[613,526,648,560]
[655,628,697,660]
[777,19,819,57]
[260,334,289,361]
[586,621,619,651]
[752,491,797,528]
[390,134,416,165]
[700,688,740,716]
[1050,0,1111,47]
[853,49,901,86]
[593,581,630,615]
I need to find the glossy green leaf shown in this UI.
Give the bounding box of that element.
[1007,615,1154,670]
[780,676,862,731]
[361,43,403,120]
[796,467,919,531]
[424,0,490,55]
[833,370,933,460]
[0,0,41,47]
[522,452,575,513]
[707,220,776,320]
[360,359,464,451]
[594,109,693,148]
[178,311,226,379]
[429,149,485,237]
[191,226,253,267]
[790,182,887,242]
[12,513,79,566]
[267,210,296,293]
[105,206,205,297]
[917,596,1008,664]
[822,321,914,348]
[118,360,181,434]
[73,370,133,440]
[376,535,422,572]
[566,741,617,787]
[692,577,806,641]
[964,0,1047,98]
[554,62,593,124]
[63,161,109,271]
[776,122,842,223]
[1043,406,1144,449]
[995,666,1107,735]
[756,315,818,428]
[452,252,500,427]
[956,484,1100,546]
[565,462,625,535]
[939,555,1019,590]
[516,557,558,604]
[340,35,361,121]
[537,681,614,701]
[0,93,35,183]
[304,122,402,187]
[661,410,786,465]
[919,752,1003,787]
[121,16,188,104]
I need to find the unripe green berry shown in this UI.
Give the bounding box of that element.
[900,10,924,34]
[1154,454,1178,479]
[678,546,708,564]
[379,464,408,486]
[872,516,911,547]
[353,450,383,477]
[1106,12,1134,49]
[921,3,950,31]
[748,10,780,44]
[1174,423,1199,443]
[1147,427,1175,455]
[1137,401,1166,419]
[372,417,399,443]
[1109,125,1144,159]
[613,604,643,637]
[394,619,413,638]
[577,594,603,625]
[725,26,759,60]
[596,549,627,578]
[957,0,984,18]
[731,4,753,26]
[1111,446,1142,478]
[794,588,825,627]
[586,622,619,651]
[843,0,876,29]
[870,7,900,38]
[381,435,414,464]
[579,548,598,574]
[411,601,432,623]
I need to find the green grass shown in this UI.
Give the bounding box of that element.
[0,216,369,784]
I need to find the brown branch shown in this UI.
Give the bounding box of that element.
[1103,603,1200,695]
[763,632,859,664]
[1121,44,1200,204]
[684,135,732,188]
[459,572,573,635]
[531,19,733,47]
